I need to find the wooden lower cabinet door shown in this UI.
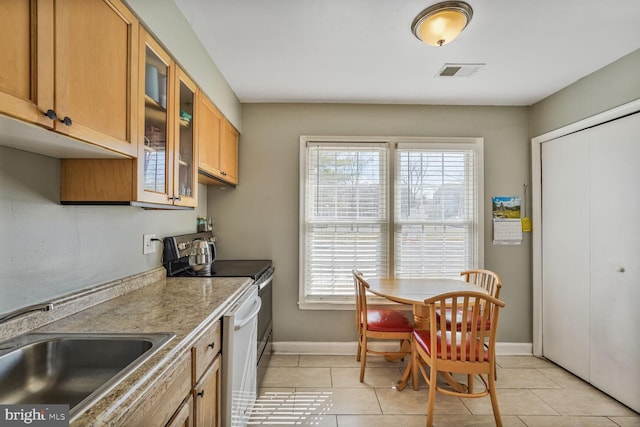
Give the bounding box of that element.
[167,395,193,427]
[193,355,221,427]
[123,351,191,427]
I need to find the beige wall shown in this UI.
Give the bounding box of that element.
[530,48,640,137]
[208,104,531,343]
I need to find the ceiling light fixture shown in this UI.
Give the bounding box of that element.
[411,1,473,47]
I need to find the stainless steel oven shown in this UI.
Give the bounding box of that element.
[256,273,273,388]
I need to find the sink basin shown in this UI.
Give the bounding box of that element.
[0,332,174,420]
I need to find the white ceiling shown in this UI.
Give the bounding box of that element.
[175,0,640,106]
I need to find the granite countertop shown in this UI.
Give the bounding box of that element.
[24,273,253,426]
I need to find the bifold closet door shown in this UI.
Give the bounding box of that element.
[541,131,591,381]
[588,112,640,412]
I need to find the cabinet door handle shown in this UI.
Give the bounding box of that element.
[208,342,215,349]
[44,109,57,120]
[60,116,72,126]
[197,390,205,398]
[175,195,181,201]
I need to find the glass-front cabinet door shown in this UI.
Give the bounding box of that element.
[138,29,174,205]
[174,69,197,207]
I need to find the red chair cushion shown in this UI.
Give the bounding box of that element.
[413,329,489,361]
[366,309,413,332]
[435,308,492,331]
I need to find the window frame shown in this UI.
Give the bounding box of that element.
[299,136,484,310]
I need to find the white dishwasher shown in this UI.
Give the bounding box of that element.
[222,285,261,427]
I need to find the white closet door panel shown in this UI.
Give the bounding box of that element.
[589,112,640,412]
[541,131,591,380]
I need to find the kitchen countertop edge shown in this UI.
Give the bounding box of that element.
[2,268,254,426]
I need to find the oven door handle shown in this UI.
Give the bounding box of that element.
[235,296,262,331]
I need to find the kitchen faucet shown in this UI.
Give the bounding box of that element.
[0,303,54,324]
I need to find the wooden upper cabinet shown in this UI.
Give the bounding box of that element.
[220,120,239,185]
[54,0,138,156]
[137,28,175,205]
[0,0,54,128]
[197,93,222,176]
[61,28,197,209]
[173,69,198,208]
[197,92,239,186]
[0,0,138,157]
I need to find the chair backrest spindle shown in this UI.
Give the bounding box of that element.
[460,269,502,299]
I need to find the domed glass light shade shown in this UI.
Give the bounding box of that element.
[411,1,473,46]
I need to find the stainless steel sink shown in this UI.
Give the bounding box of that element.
[0,332,174,420]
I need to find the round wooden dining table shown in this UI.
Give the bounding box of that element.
[366,277,488,329]
[365,277,489,391]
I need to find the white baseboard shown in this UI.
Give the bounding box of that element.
[273,341,533,356]
[495,342,533,355]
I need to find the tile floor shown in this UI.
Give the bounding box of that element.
[249,354,639,426]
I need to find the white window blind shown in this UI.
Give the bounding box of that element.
[300,137,483,308]
[394,143,479,278]
[303,142,388,302]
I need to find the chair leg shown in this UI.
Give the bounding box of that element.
[397,359,412,391]
[400,338,411,361]
[356,335,362,362]
[488,370,503,427]
[467,374,474,394]
[411,339,420,391]
[359,336,367,382]
[426,366,438,427]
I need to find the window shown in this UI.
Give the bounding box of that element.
[299,136,483,308]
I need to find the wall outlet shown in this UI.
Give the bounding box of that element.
[143,234,157,255]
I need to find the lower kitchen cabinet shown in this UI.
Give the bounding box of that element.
[167,395,193,427]
[123,351,192,426]
[192,320,222,427]
[193,355,221,427]
[122,319,222,426]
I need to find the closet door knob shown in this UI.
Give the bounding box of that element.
[617,267,625,273]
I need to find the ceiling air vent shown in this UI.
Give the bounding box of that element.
[437,63,485,77]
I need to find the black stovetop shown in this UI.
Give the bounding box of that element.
[163,231,272,280]
[168,259,272,280]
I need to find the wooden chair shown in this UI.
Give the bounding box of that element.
[460,269,501,299]
[352,270,413,382]
[437,269,501,331]
[412,291,505,427]
[459,269,502,382]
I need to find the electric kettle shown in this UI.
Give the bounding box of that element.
[188,239,213,273]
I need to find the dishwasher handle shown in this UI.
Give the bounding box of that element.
[235,296,262,331]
